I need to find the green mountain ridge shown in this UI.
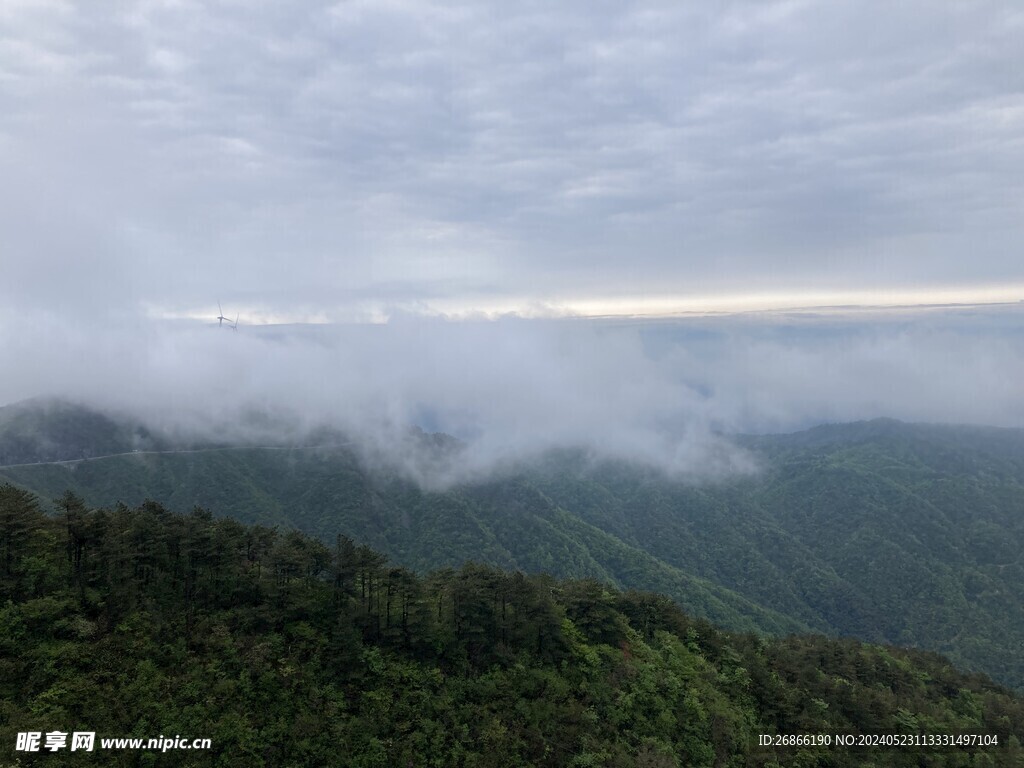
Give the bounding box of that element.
[0,446,805,638]
[0,398,173,465]
[2,401,1023,692]
[2,486,1022,767]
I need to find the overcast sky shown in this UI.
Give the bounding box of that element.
[3,0,1024,323]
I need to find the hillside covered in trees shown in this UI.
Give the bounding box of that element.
[2,401,1023,692]
[1,484,1022,767]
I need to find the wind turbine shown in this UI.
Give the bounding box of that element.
[230,313,239,332]
[216,300,231,328]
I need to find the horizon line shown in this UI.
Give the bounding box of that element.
[153,287,1024,326]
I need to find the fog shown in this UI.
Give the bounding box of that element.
[2,305,1023,485]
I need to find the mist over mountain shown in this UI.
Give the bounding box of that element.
[3,306,1024,485]
[4,400,1024,692]
[5,1,1024,761]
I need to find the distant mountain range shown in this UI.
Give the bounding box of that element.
[2,398,1023,691]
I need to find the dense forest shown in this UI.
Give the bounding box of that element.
[1,484,1022,766]
[3,401,1023,693]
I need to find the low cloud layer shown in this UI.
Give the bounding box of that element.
[2,307,1023,484]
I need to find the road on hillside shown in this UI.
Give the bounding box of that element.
[0,442,356,471]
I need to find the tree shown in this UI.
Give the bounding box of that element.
[0,483,45,598]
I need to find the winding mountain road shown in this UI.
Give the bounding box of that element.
[0,442,355,471]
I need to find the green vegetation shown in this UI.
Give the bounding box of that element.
[526,423,1024,691]
[0,399,171,466]
[3,402,1024,692]
[0,445,810,639]
[1,485,1022,767]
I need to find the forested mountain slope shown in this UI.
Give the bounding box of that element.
[0,398,173,465]
[528,424,1024,690]
[0,444,804,638]
[1,486,1021,767]
[2,401,1023,691]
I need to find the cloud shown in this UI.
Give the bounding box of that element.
[1,1,1023,322]
[2,308,1023,485]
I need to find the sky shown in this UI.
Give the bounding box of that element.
[2,0,1023,323]
[2,1,1024,478]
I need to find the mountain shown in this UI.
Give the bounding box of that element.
[0,443,805,638]
[0,397,172,465]
[2,488,1022,767]
[529,424,1024,690]
[2,401,1024,691]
